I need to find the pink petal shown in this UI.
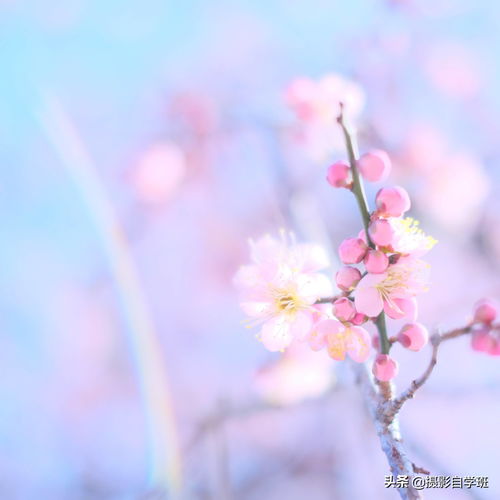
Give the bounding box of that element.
[346,326,371,362]
[296,273,333,304]
[293,244,329,272]
[259,316,293,352]
[240,301,272,318]
[289,311,314,341]
[354,284,384,317]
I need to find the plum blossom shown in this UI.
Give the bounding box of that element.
[390,217,437,256]
[311,319,371,362]
[354,256,430,318]
[234,234,332,352]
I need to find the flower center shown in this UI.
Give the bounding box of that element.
[272,286,305,316]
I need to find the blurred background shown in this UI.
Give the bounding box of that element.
[2,0,500,498]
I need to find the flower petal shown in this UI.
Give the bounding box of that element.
[289,311,314,341]
[354,284,384,317]
[240,301,272,318]
[258,316,293,352]
[345,326,371,363]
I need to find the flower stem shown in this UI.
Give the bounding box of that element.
[337,104,391,355]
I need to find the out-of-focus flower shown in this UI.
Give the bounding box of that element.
[424,41,483,99]
[326,160,352,188]
[358,150,391,183]
[470,326,500,356]
[314,319,371,362]
[254,342,334,405]
[132,141,186,204]
[354,256,429,318]
[234,234,332,352]
[473,298,498,325]
[285,74,365,163]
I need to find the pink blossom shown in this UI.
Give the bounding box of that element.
[132,142,186,204]
[338,237,368,264]
[364,249,389,274]
[354,257,429,318]
[383,297,418,321]
[326,161,352,188]
[333,297,356,322]
[372,354,399,381]
[368,219,395,248]
[318,319,371,362]
[357,150,391,182]
[234,234,332,352]
[389,218,437,256]
[471,328,494,353]
[397,322,429,352]
[336,266,362,292]
[375,186,411,218]
[473,299,498,325]
[285,74,365,162]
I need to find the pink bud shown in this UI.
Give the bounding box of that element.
[488,339,500,356]
[358,150,391,182]
[397,322,429,352]
[364,249,389,274]
[333,297,356,322]
[336,266,362,292]
[357,229,368,244]
[351,312,368,325]
[375,186,411,218]
[384,297,418,321]
[473,299,498,324]
[338,238,368,265]
[470,328,494,353]
[372,335,380,350]
[368,219,395,247]
[327,161,352,188]
[372,354,399,381]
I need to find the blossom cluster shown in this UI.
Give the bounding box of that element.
[235,146,498,382]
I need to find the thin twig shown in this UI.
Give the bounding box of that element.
[388,325,474,419]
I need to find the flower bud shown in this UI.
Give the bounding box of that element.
[326,161,352,188]
[470,328,494,353]
[375,186,411,218]
[368,219,395,247]
[397,322,429,352]
[338,237,368,264]
[351,312,368,325]
[336,266,362,292]
[372,354,399,381]
[333,297,356,322]
[488,339,500,356]
[358,150,391,182]
[473,299,498,324]
[364,249,389,274]
[372,334,380,350]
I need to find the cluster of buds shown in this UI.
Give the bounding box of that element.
[235,132,497,386]
[470,299,500,355]
[326,149,436,380]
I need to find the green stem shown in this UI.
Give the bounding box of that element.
[337,103,390,354]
